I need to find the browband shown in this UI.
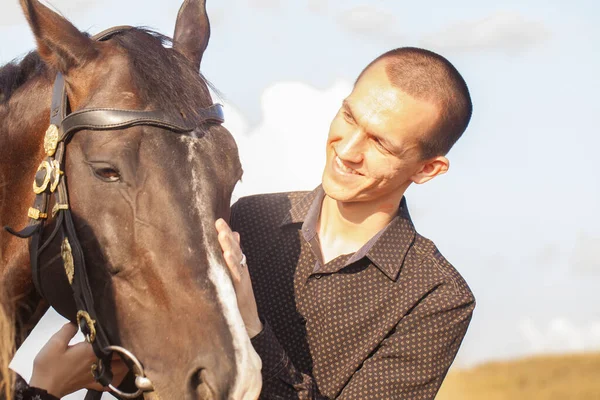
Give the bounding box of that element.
[50,73,224,144]
[59,105,224,140]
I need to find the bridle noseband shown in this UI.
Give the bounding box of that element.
[5,26,225,399]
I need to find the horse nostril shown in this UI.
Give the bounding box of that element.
[189,368,213,400]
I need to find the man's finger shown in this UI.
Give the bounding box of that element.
[67,341,97,362]
[49,323,79,349]
[217,223,242,256]
[217,223,235,246]
[215,218,232,235]
[217,229,232,248]
[224,250,238,276]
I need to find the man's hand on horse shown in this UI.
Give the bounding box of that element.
[216,218,264,338]
[29,322,128,398]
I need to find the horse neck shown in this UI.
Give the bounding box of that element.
[1,75,53,254]
[0,74,54,337]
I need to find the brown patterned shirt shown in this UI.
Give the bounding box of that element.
[231,187,475,399]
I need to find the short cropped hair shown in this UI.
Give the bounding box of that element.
[356,47,472,159]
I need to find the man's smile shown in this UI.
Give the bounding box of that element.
[333,155,362,176]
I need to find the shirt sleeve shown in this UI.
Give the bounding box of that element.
[12,374,60,400]
[250,319,324,399]
[251,293,474,400]
[337,293,474,399]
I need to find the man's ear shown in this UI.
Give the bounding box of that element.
[20,0,98,74]
[173,0,211,72]
[411,156,449,184]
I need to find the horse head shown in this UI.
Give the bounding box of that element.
[7,0,262,398]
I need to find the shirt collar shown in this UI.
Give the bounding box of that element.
[280,186,322,227]
[281,186,416,281]
[365,203,415,281]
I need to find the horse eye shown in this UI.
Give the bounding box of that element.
[93,166,121,182]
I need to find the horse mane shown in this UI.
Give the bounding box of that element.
[0,52,48,104]
[111,28,218,120]
[0,28,218,119]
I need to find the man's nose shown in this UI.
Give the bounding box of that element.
[336,130,365,163]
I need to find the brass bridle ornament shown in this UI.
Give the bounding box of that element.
[5,26,226,400]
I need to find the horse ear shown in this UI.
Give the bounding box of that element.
[173,0,211,71]
[20,0,98,74]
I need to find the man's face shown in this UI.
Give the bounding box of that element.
[322,62,441,206]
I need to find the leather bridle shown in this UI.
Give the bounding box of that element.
[5,26,225,399]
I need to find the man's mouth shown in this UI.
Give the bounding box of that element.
[334,156,361,176]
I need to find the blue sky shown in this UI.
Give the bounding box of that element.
[4,0,600,396]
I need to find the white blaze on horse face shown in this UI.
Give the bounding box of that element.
[182,136,262,399]
[190,127,202,140]
[207,253,263,399]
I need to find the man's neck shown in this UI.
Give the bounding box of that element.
[316,192,404,263]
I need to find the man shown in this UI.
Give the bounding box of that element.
[216,46,475,399]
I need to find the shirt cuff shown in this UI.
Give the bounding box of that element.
[250,320,288,381]
[14,374,60,400]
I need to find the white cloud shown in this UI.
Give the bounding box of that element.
[222,80,353,200]
[337,5,398,39]
[421,11,550,54]
[518,317,600,354]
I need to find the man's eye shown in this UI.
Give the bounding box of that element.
[342,110,354,123]
[372,137,390,153]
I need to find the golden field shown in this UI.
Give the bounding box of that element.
[436,352,600,400]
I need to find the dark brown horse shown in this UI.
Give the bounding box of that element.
[0,0,261,399]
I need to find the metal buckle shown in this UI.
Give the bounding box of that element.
[76,311,97,343]
[98,345,154,399]
[28,207,48,220]
[52,203,69,217]
[32,160,53,194]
